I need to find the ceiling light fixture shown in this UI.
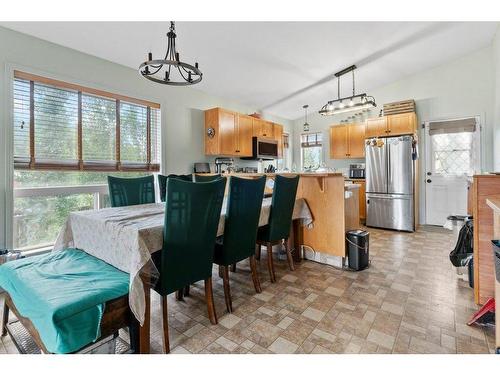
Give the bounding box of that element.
[319,65,376,116]
[139,21,202,86]
[303,104,310,132]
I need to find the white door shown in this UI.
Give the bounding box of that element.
[424,117,480,226]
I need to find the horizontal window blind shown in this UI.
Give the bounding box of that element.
[13,71,161,172]
[301,132,322,148]
[429,118,476,135]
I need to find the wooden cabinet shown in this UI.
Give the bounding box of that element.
[205,108,252,156]
[366,117,388,138]
[348,123,366,158]
[330,125,348,159]
[387,112,417,136]
[353,179,366,220]
[329,123,365,159]
[252,118,274,138]
[237,115,254,157]
[205,108,283,157]
[366,113,417,138]
[273,123,284,158]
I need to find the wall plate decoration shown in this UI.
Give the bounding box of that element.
[207,127,215,138]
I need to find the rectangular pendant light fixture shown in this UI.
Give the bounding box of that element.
[319,65,376,116]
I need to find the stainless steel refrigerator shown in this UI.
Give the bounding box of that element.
[365,135,415,232]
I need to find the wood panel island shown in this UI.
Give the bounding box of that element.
[207,172,359,263]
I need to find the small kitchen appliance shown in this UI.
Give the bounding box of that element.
[349,164,365,179]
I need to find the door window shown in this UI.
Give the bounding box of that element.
[430,132,475,176]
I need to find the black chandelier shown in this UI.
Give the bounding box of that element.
[319,65,376,116]
[139,21,202,86]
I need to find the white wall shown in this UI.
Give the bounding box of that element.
[0,26,293,248]
[292,46,495,223]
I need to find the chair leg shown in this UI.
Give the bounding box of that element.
[1,302,8,337]
[161,295,170,354]
[284,238,295,271]
[221,266,233,313]
[267,244,276,283]
[249,255,262,293]
[175,289,184,301]
[128,312,141,354]
[231,263,237,272]
[204,277,218,325]
[184,285,190,297]
[255,244,261,260]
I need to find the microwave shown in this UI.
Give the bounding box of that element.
[242,137,278,160]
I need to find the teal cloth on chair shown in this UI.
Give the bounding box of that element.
[0,249,129,353]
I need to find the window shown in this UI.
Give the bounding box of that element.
[13,71,160,171]
[277,133,291,171]
[300,132,323,170]
[428,118,478,176]
[12,71,161,250]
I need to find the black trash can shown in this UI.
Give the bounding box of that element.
[346,230,369,271]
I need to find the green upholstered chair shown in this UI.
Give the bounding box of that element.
[0,249,137,354]
[256,174,300,283]
[151,177,226,353]
[107,175,155,207]
[157,174,192,202]
[213,176,266,313]
[193,174,222,182]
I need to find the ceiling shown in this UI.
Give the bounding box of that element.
[2,22,497,120]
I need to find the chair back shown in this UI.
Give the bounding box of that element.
[107,175,155,207]
[157,177,226,295]
[158,174,192,202]
[220,176,266,265]
[193,174,221,182]
[267,175,300,241]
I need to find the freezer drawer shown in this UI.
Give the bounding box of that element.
[366,193,414,232]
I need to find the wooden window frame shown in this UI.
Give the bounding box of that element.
[14,70,160,172]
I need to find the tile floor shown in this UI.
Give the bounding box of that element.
[0,226,496,354]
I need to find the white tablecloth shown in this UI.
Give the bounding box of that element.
[53,197,312,324]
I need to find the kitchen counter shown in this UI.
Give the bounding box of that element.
[197,172,358,260]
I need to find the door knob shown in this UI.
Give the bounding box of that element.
[426,179,432,183]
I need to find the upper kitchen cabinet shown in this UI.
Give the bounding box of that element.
[387,112,417,136]
[365,117,388,138]
[329,122,365,159]
[365,113,417,138]
[204,108,283,158]
[348,122,366,158]
[204,108,253,157]
[273,123,284,158]
[252,118,274,138]
[330,125,348,159]
[237,114,254,157]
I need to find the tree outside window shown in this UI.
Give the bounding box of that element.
[300,132,323,170]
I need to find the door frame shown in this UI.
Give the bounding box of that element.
[423,115,481,225]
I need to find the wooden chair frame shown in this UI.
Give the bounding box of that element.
[1,292,140,354]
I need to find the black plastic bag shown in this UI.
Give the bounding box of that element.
[449,219,473,267]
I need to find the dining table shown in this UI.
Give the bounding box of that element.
[53,196,313,353]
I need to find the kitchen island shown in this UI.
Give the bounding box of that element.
[208,172,358,262]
